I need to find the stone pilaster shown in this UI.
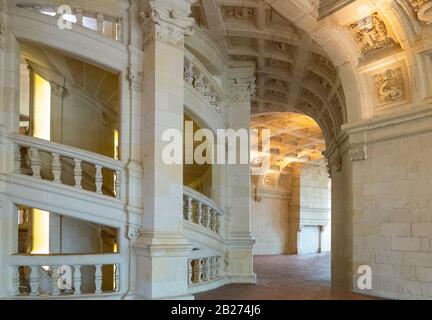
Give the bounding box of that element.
[225,67,256,284]
[133,0,195,300]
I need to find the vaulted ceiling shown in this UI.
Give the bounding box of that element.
[190,0,347,144]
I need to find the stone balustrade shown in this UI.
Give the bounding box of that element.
[188,256,223,286]
[10,254,121,297]
[183,186,222,235]
[15,0,126,42]
[184,51,223,116]
[11,133,122,200]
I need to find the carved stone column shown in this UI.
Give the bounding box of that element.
[133,0,195,300]
[225,66,257,284]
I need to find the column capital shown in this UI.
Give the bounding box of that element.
[349,143,367,161]
[227,66,256,103]
[139,0,196,48]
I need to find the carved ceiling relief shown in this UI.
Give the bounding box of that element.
[408,0,432,24]
[223,6,256,23]
[349,12,398,56]
[372,64,408,107]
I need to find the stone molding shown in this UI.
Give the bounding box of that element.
[139,0,195,48]
[128,67,144,91]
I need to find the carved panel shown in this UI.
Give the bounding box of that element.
[223,6,255,23]
[349,12,397,55]
[372,65,408,107]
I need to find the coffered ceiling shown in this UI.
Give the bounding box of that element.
[190,0,347,144]
[251,112,326,171]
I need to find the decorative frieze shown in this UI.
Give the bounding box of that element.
[139,0,195,48]
[349,12,396,55]
[373,66,407,106]
[349,143,367,161]
[228,78,256,103]
[223,6,255,21]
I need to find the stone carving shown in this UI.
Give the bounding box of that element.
[224,6,254,20]
[409,0,432,24]
[228,78,256,102]
[373,67,406,105]
[50,81,67,97]
[139,1,195,48]
[128,68,144,91]
[0,22,5,49]
[349,144,367,161]
[350,12,395,54]
[127,225,143,241]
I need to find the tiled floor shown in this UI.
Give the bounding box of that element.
[196,253,377,300]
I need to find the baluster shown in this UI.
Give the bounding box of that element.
[30,148,41,179]
[14,145,22,173]
[216,257,221,278]
[203,258,210,282]
[73,265,82,295]
[210,257,216,280]
[52,153,62,184]
[114,264,120,292]
[116,19,123,42]
[115,170,121,199]
[95,165,103,194]
[75,8,83,26]
[216,214,221,234]
[195,202,203,226]
[95,265,103,294]
[188,260,193,285]
[96,13,104,33]
[51,266,60,296]
[210,210,217,232]
[205,207,212,229]
[184,61,194,85]
[11,266,20,296]
[192,260,199,284]
[184,196,193,221]
[29,266,40,296]
[74,159,82,189]
[198,259,204,283]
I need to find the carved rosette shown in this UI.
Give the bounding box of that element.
[349,143,368,161]
[139,0,195,48]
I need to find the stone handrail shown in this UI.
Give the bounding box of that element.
[183,186,223,235]
[10,133,122,200]
[14,0,128,42]
[10,253,121,297]
[184,50,223,117]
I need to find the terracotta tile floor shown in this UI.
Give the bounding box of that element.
[196,253,378,300]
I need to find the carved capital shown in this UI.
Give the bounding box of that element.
[50,81,67,97]
[228,77,256,103]
[128,68,144,91]
[349,143,367,161]
[127,225,143,241]
[139,0,195,48]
